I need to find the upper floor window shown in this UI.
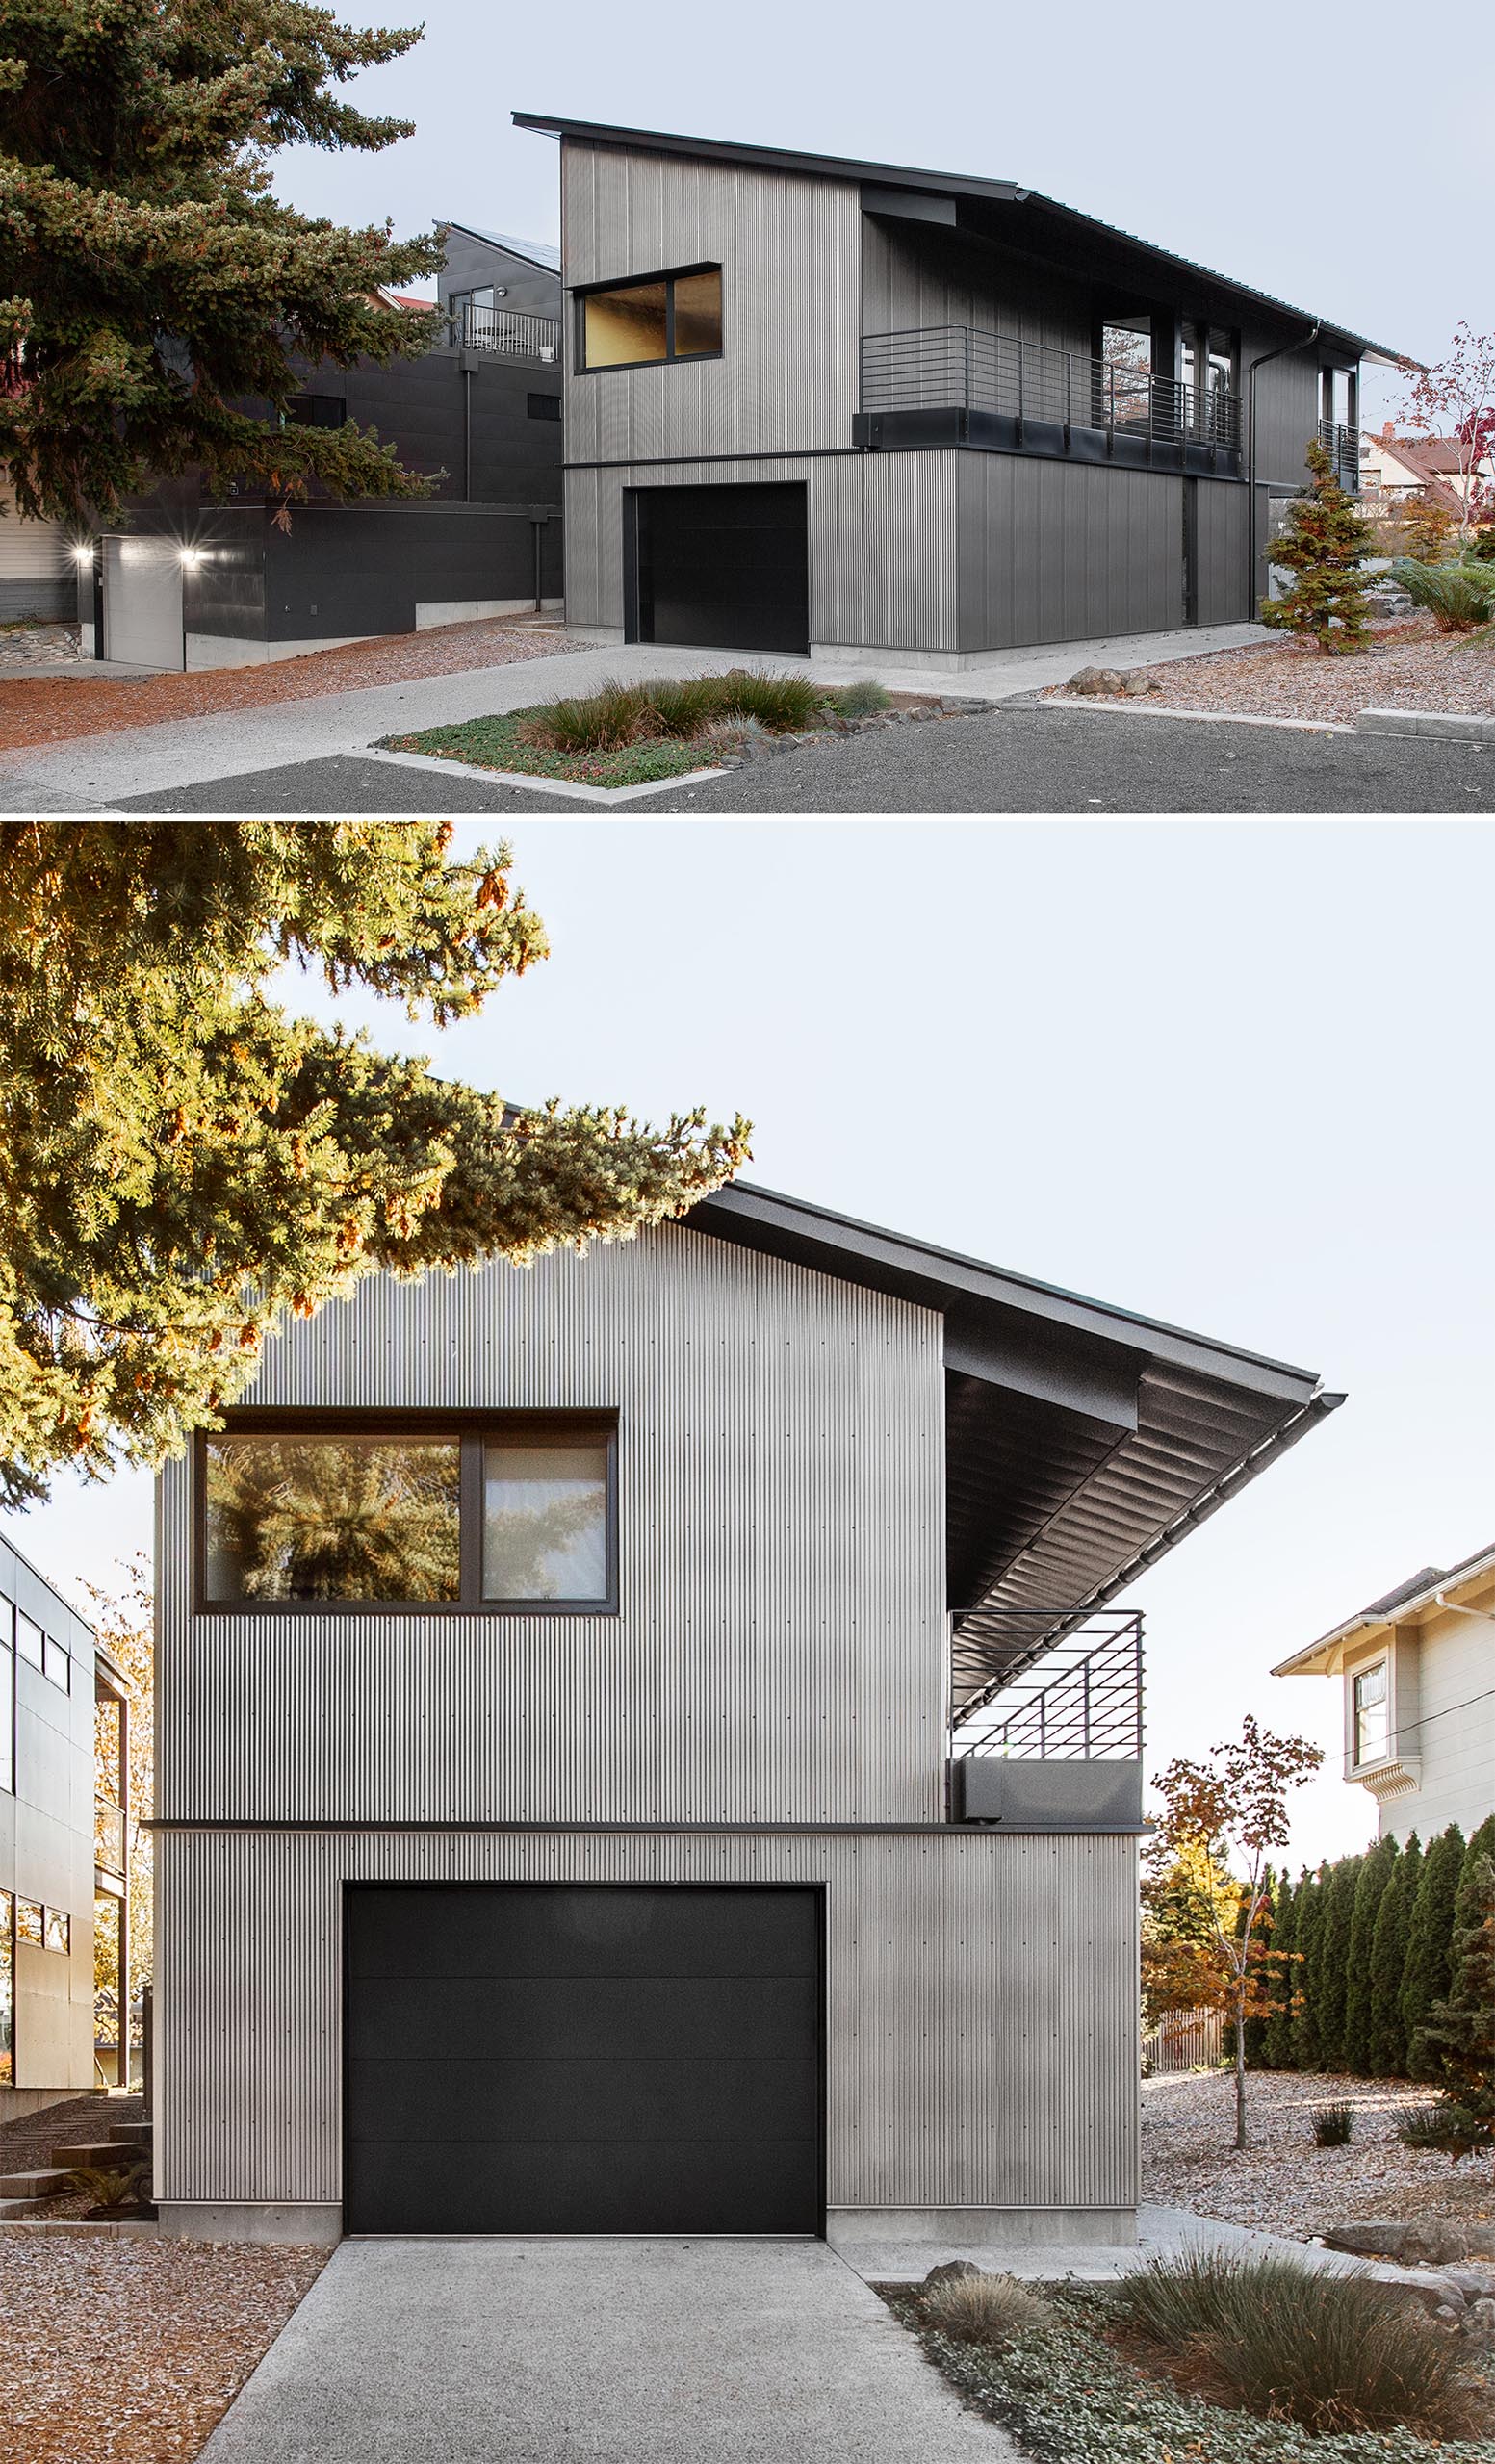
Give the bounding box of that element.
[578,266,723,372]
[199,1421,617,1612]
[0,1604,12,1795]
[1353,1660,1388,1765]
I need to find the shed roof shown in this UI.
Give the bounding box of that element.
[513,113,1409,365]
[444,222,561,274]
[689,1181,1341,1707]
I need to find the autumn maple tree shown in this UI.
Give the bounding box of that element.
[0,0,445,523]
[1147,1716,1324,2147]
[0,823,750,1507]
[1402,325,1495,545]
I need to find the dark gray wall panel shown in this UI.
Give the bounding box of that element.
[958,456,1187,651]
[861,222,1091,360]
[1195,480,1250,627]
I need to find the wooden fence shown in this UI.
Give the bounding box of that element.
[1142,2007,1224,2073]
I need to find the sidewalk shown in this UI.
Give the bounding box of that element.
[0,623,1269,812]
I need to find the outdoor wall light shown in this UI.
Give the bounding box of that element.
[71,543,94,564]
[177,547,205,568]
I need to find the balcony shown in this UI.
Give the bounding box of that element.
[1319,417,1361,492]
[95,1798,127,1878]
[443,304,560,364]
[856,327,1243,477]
[949,1608,1144,1829]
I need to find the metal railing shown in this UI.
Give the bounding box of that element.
[448,304,560,362]
[952,1609,1144,1761]
[95,1799,126,1874]
[1318,417,1361,491]
[861,326,1242,450]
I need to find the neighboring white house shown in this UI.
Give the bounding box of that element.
[1273,1542,1495,1842]
[1357,431,1493,518]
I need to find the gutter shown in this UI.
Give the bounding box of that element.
[1244,320,1322,615]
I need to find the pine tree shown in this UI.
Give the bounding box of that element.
[1368,1834,1420,2076]
[1457,1816,1495,1924]
[0,824,750,1506]
[1292,1866,1327,2070]
[1412,1853,1495,2151]
[1403,1825,1465,2079]
[1344,1837,1397,2075]
[0,0,447,522]
[1259,437,1378,653]
[1262,1870,1300,2069]
[1318,1854,1363,2072]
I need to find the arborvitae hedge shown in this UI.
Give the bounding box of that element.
[1254,1820,1473,2079]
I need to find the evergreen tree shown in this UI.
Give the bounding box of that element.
[1262,1870,1300,2069]
[1412,1853,1495,2151]
[0,0,447,522]
[1259,437,1378,653]
[1403,1825,1465,2080]
[1368,1834,1420,2077]
[0,825,750,1506]
[1344,1836,1397,2075]
[1318,1854,1362,2071]
[1292,1866,1327,2071]
[1457,1816,1495,1924]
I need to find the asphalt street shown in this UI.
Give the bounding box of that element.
[114,708,1494,815]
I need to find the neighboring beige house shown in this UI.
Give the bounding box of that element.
[1357,430,1493,519]
[1274,1542,1495,1841]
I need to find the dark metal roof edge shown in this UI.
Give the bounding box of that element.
[511,112,1409,362]
[0,1522,97,1639]
[441,221,562,272]
[687,1181,1325,1405]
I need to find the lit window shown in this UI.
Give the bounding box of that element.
[16,1899,42,1944]
[580,267,723,371]
[42,1908,70,1956]
[1353,1662,1389,1765]
[482,1439,612,1604]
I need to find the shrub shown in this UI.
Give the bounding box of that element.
[1389,558,1495,631]
[921,2272,1055,2347]
[835,678,892,719]
[69,2160,149,2211]
[1116,2248,1483,2439]
[1309,2099,1354,2147]
[513,669,843,754]
[1394,495,1457,564]
[1395,2098,1486,2158]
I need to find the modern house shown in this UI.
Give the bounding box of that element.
[1,1532,133,2113]
[513,111,1402,663]
[153,1180,1338,2247]
[74,229,565,670]
[1273,1542,1495,1843]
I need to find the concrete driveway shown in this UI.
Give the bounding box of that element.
[197,2237,1013,2464]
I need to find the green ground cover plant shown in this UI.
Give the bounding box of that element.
[886,2272,1495,2464]
[380,671,894,787]
[1389,560,1495,630]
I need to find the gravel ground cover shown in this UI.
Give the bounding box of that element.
[0,2232,327,2462]
[1142,2068,1495,2238]
[1048,614,1495,722]
[0,617,574,755]
[883,2286,1495,2464]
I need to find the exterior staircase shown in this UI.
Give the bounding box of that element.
[0,2093,150,2220]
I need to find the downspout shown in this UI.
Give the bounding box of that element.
[463,366,472,501]
[1244,320,1321,616]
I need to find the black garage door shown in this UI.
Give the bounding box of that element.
[629,483,810,654]
[345,1884,823,2234]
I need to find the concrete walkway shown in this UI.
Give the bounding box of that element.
[0,622,1269,812]
[197,2237,1016,2464]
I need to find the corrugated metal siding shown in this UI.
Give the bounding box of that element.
[157,1827,1140,2211]
[157,1225,947,1828]
[958,454,1186,650]
[563,453,958,649]
[861,222,1091,359]
[561,143,862,463]
[1197,479,1249,626]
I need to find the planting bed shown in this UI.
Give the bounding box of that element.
[1047,614,1495,723]
[1143,2068,1495,2239]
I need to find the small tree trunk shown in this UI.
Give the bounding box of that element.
[1235,1978,1249,2149]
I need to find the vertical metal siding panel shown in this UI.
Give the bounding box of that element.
[160,1225,946,1830]
[160,1830,1139,2213]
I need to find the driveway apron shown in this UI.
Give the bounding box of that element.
[196,2236,1014,2463]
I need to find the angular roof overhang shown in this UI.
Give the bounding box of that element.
[1274,1539,1495,1677]
[513,113,1411,367]
[688,1182,1341,1714]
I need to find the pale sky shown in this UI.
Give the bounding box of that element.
[257,0,1477,431]
[8,818,1493,1870]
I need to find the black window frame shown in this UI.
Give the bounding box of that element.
[193,1412,620,1617]
[575,263,724,374]
[527,391,562,422]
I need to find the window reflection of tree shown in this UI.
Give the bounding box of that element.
[485,1486,606,1600]
[208,1442,461,1600]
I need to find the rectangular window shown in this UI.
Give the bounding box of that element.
[1,1607,12,1795]
[42,1633,69,1692]
[284,395,347,431]
[16,1899,42,1945]
[15,1612,41,1669]
[1353,1661,1389,1765]
[528,392,562,422]
[199,1422,617,1611]
[0,1892,12,2084]
[482,1438,611,1605]
[580,266,723,372]
[42,1908,70,1956]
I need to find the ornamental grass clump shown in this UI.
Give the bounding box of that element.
[1309,2099,1355,2147]
[1389,558,1495,632]
[1115,2248,1483,2439]
[921,2272,1056,2347]
[514,668,867,754]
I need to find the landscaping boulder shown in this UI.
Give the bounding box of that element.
[1446,2264,1495,2299]
[921,2259,985,2290]
[1467,2297,1495,2344]
[1121,671,1159,697]
[1068,666,1125,697]
[1322,2220,1472,2266]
